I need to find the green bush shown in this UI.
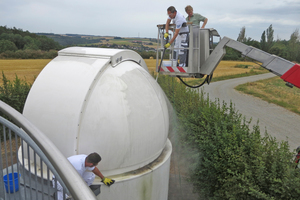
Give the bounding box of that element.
[0,49,58,59]
[157,75,300,199]
[234,64,249,68]
[0,72,31,141]
[0,72,31,113]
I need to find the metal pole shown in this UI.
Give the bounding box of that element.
[0,132,4,199]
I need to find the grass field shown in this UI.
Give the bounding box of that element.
[0,59,263,84]
[145,59,267,79]
[236,76,300,115]
[0,59,51,84]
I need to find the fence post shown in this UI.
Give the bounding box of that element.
[0,136,5,199]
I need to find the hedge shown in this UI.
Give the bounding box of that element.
[157,75,300,199]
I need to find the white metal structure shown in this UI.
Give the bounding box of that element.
[0,100,96,200]
[156,24,220,78]
[23,47,172,200]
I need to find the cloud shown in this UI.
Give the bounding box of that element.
[0,0,299,40]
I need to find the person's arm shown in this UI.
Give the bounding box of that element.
[92,167,105,179]
[201,18,208,28]
[165,18,171,34]
[93,166,115,186]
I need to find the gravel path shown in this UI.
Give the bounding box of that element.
[201,73,300,151]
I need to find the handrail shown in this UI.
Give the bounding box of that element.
[0,100,97,200]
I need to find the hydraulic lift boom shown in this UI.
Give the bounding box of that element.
[202,36,300,88]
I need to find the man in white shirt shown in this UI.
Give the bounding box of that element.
[164,6,189,67]
[53,152,114,199]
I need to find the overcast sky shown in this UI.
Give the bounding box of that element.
[1,0,300,41]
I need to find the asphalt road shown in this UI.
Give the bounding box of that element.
[201,73,300,151]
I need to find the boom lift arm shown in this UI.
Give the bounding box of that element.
[202,36,300,88]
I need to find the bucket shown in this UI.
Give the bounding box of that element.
[3,172,21,193]
[162,60,177,67]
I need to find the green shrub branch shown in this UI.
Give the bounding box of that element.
[0,71,31,113]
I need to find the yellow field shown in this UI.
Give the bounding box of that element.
[0,59,51,84]
[145,59,264,77]
[213,61,264,77]
[0,59,262,84]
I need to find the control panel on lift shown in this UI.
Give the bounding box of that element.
[156,24,221,78]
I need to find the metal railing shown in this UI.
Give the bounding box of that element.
[0,100,97,200]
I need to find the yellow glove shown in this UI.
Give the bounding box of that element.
[164,32,169,39]
[164,43,171,48]
[101,177,115,186]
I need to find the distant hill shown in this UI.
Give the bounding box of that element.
[37,33,158,51]
[36,33,106,46]
[0,25,158,59]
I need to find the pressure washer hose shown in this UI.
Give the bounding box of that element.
[156,37,169,81]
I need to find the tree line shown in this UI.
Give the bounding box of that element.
[0,26,61,59]
[224,24,300,63]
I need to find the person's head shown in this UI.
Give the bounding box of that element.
[85,152,101,167]
[167,6,177,19]
[185,5,193,17]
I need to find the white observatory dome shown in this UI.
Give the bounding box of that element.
[23,47,169,175]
